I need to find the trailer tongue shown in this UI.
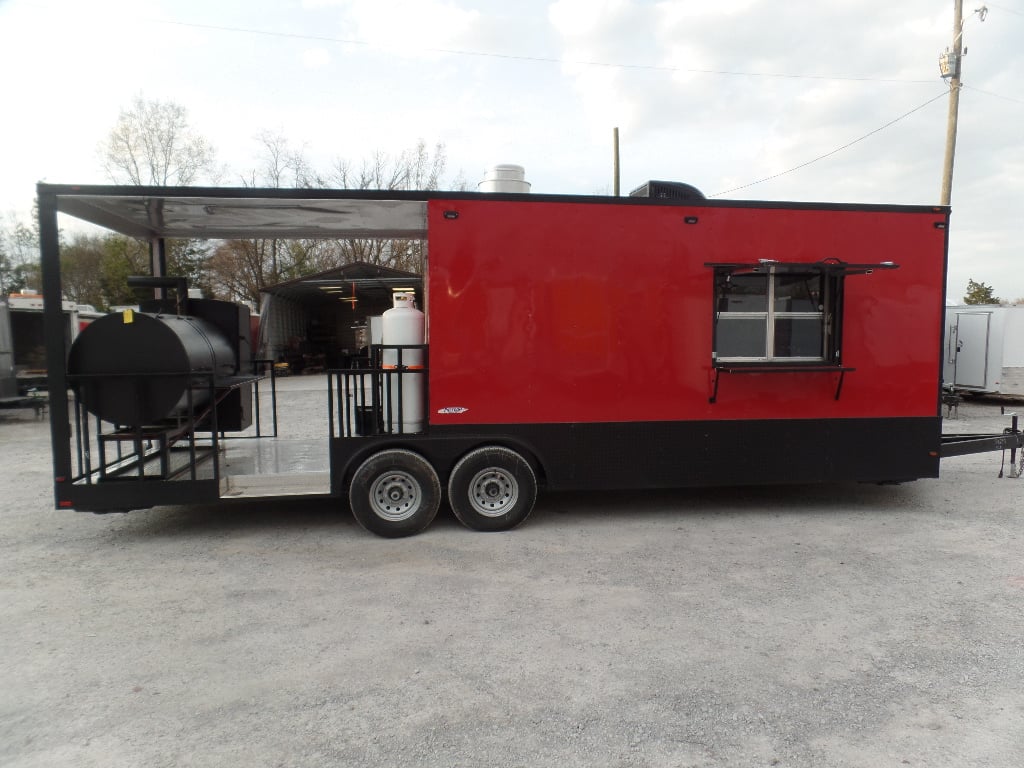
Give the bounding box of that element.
[941,413,1024,467]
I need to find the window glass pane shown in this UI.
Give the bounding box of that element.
[774,317,823,358]
[717,273,768,312]
[774,273,824,312]
[717,317,767,358]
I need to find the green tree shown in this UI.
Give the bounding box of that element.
[964,279,1000,305]
[0,250,35,296]
[166,239,213,297]
[60,234,106,307]
[0,213,42,295]
[59,232,208,310]
[98,234,150,307]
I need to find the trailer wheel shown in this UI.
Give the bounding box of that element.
[349,449,441,538]
[447,446,538,532]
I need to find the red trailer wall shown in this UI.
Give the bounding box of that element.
[427,198,947,427]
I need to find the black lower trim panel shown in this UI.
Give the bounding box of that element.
[60,478,220,512]
[331,417,941,493]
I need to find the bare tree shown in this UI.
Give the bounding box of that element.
[332,140,446,192]
[100,95,217,186]
[94,96,218,303]
[204,139,455,302]
[205,239,271,307]
[229,132,323,291]
[329,140,447,272]
[247,130,318,189]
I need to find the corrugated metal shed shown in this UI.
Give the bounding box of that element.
[258,262,422,367]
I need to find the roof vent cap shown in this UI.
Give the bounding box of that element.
[478,164,531,193]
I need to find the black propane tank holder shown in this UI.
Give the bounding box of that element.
[329,344,430,438]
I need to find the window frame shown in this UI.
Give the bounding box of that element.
[705,260,899,369]
[712,265,838,365]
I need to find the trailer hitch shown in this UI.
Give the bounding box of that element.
[1000,414,1021,479]
[940,413,1024,475]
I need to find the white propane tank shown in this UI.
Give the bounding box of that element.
[381,292,425,433]
[478,164,531,193]
[369,315,383,347]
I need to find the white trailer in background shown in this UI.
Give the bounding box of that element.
[944,305,1024,396]
[1,293,101,411]
[0,299,16,399]
[1,299,46,412]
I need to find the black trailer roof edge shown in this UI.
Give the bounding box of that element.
[36,182,951,216]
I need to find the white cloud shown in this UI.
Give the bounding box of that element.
[302,47,332,69]
[0,0,1021,300]
[328,0,483,58]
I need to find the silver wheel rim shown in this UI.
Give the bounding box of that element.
[468,467,519,518]
[369,470,422,522]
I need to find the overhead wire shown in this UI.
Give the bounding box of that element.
[126,12,985,196]
[984,2,1024,18]
[43,10,1024,101]
[133,15,937,85]
[963,84,1024,105]
[26,3,1013,195]
[710,90,950,196]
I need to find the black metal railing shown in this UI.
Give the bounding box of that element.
[328,344,429,438]
[66,361,277,486]
[67,371,220,484]
[250,358,279,438]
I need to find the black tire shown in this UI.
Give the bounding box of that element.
[447,446,538,532]
[348,449,441,538]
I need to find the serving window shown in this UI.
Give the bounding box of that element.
[713,266,839,364]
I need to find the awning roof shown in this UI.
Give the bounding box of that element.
[47,186,430,240]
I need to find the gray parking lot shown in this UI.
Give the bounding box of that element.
[2,389,1023,767]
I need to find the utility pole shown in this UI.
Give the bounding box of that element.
[939,0,964,206]
[939,2,987,206]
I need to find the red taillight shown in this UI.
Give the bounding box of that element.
[58,501,73,508]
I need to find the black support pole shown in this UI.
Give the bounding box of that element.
[38,185,73,499]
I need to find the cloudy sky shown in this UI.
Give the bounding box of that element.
[1,0,1021,301]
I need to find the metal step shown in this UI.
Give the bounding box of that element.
[219,471,331,499]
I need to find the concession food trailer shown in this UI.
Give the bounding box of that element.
[36,180,1023,537]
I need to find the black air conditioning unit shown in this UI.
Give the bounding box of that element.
[629,181,706,201]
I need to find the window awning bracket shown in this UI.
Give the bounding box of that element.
[709,365,855,404]
[704,260,899,276]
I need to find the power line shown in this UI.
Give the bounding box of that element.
[131,15,936,85]
[963,84,1024,105]
[985,2,1024,18]
[711,90,949,197]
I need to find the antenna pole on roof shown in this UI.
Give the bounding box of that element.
[613,127,621,197]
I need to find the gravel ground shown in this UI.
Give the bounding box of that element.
[1,383,1023,768]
